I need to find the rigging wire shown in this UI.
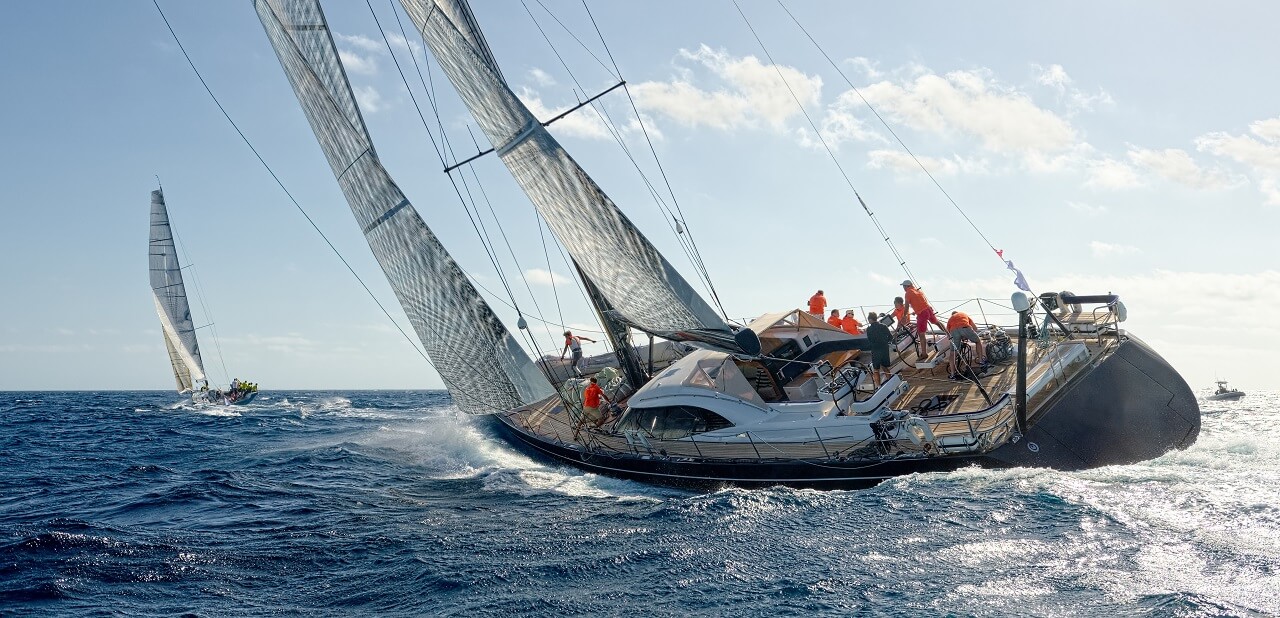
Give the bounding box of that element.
[370,0,569,360]
[520,0,728,319]
[731,0,919,287]
[387,0,618,349]
[152,0,432,360]
[461,125,558,348]
[157,1,571,414]
[774,2,1006,267]
[373,2,602,395]
[365,0,529,324]
[534,207,567,333]
[577,0,731,320]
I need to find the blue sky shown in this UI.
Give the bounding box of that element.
[2,1,1278,391]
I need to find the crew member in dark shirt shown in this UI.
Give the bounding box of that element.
[865,312,893,388]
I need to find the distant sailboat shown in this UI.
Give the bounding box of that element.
[148,188,258,405]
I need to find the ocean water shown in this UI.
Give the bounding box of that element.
[1,390,1277,617]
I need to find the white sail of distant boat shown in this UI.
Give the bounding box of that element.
[148,188,259,404]
[149,188,207,393]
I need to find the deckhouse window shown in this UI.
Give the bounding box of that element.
[618,406,733,440]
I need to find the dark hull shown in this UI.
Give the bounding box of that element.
[486,336,1200,490]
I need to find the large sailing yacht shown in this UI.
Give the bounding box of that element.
[256,0,1199,488]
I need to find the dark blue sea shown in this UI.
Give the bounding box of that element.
[1,391,1277,616]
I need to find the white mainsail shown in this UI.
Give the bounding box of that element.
[149,189,206,392]
[255,0,554,413]
[401,0,745,352]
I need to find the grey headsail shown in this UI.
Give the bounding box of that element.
[149,189,207,392]
[255,0,553,413]
[400,0,743,352]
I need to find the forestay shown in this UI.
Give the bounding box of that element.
[149,189,207,393]
[400,0,743,352]
[255,0,553,413]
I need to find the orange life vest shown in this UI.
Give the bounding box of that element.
[947,311,976,331]
[583,383,604,408]
[808,293,826,315]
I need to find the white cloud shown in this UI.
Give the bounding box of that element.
[338,50,378,76]
[333,32,422,78]
[1260,177,1280,206]
[528,68,556,87]
[631,45,822,132]
[628,51,1096,173]
[1090,240,1139,258]
[384,32,422,58]
[1035,63,1071,92]
[844,56,882,79]
[1249,118,1280,143]
[1085,157,1142,189]
[1126,146,1244,190]
[1069,88,1114,112]
[1033,63,1112,112]
[1196,120,1280,172]
[866,149,988,176]
[334,33,382,52]
[1066,201,1108,216]
[860,68,1077,157]
[353,85,384,113]
[518,88,613,140]
[524,268,570,287]
[1194,115,1280,205]
[805,89,885,149]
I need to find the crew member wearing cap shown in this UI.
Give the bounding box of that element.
[902,280,946,362]
[840,309,863,335]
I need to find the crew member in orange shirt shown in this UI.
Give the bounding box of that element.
[902,280,946,361]
[891,297,908,332]
[827,309,842,328]
[580,377,611,429]
[808,290,827,316]
[841,309,863,335]
[946,310,986,377]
